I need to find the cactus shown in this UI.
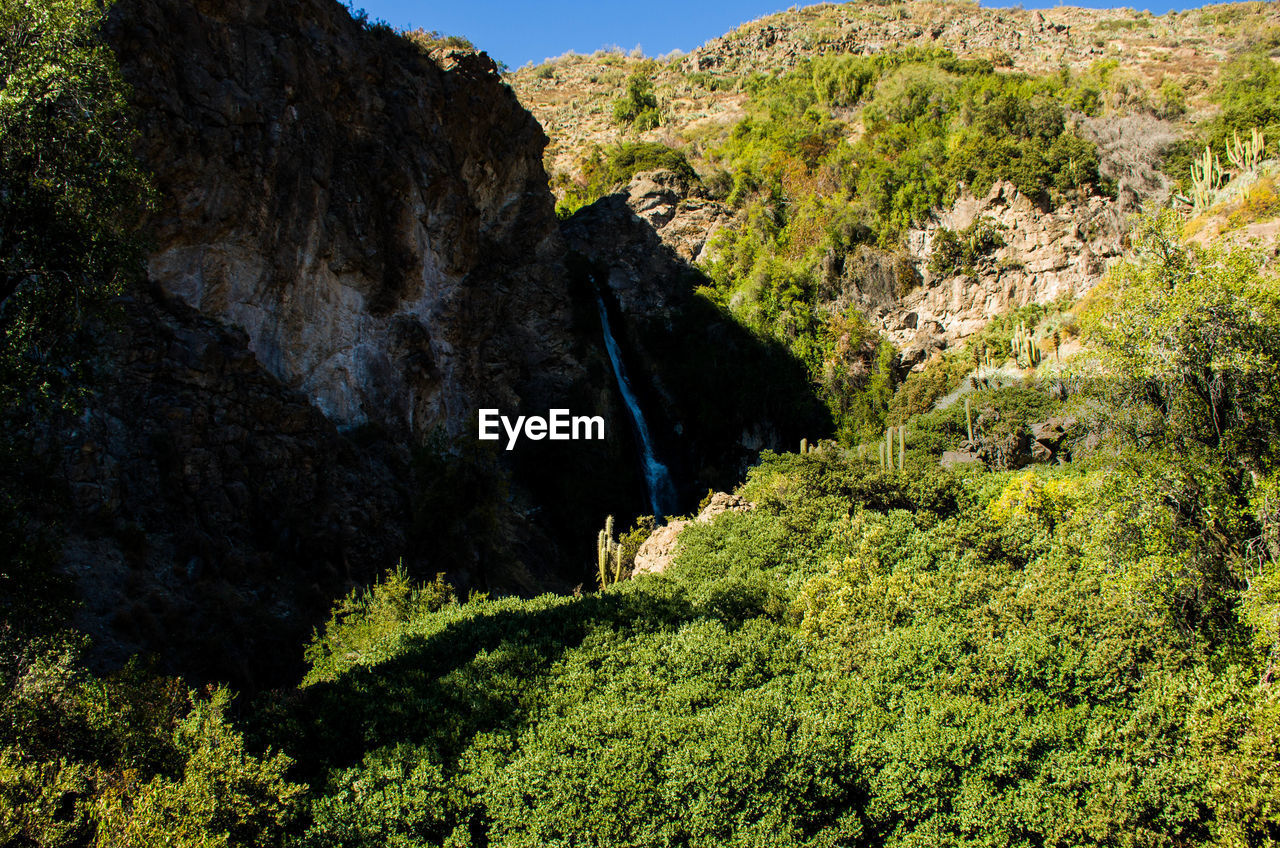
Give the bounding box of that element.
[965,397,973,442]
[878,441,885,470]
[596,516,625,589]
[1225,126,1265,173]
[885,428,892,472]
[898,425,905,472]
[1010,322,1041,368]
[1187,144,1223,212]
[800,437,809,454]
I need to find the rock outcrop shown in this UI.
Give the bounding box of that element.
[886,181,1123,356]
[109,0,578,439]
[632,492,753,577]
[66,0,650,685]
[562,172,830,497]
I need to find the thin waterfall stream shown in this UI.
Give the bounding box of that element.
[594,291,678,519]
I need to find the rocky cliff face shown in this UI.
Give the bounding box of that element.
[109,0,576,439]
[56,0,653,686]
[563,171,831,494]
[59,292,410,686]
[890,181,1124,357]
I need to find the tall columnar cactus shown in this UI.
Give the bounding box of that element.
[898,425,905,472]
[965,397,973,442]
[1188,145,1223,212]
[878,441,886,470]
[597,515,625,589]
[885,428,893,472]
[1010,322,1041,368]
[1225,127,1266,173]
[800,438,809,455]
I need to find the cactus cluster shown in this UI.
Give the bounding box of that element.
[981,346,997,369]
[879,426,906,472]
[1225,127,1265,174]
[597,515,626,589]
[1010,322,1041,368]
[1188,145,1224,212]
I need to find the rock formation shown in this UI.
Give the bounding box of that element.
[57,0,648,686]
[562,170,830,496]
[57,291,410,686]
[632,492,754,577]
[889,181,1124,360]
[109,0,577,439]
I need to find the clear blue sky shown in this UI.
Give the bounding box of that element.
[351,0,1217,70]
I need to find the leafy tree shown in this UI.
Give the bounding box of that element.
[612,64,661,130]
[1082,212,1280,477]
[0,0,150,625]
[0,0,150,415]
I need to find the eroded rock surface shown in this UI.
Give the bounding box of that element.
[891,181,1124,354]
[109,0,579,439]
[59,293,409,686]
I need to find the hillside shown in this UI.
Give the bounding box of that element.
[510,0,1280,443]
[512,0,1280,179]
[1,0,1279,845]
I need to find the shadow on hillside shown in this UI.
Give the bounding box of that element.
[281,585,698,779]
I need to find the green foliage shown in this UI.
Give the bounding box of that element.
[94,687,304,848]
[699,50,1103,445]
[927,218,1005,277]
[0,0,151,626]
[303,565,457,685]
[0,634,305,847]
[555,142,698,216]
[611,62,661,130]
[277,434,1280,845]
[1082,212,1280,473]
[1080,212,1280,650]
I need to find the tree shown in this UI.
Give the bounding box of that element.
[612,67,660,130]
[1082,212,1280,477]
[0,0,151,624]
[0,0,150,414]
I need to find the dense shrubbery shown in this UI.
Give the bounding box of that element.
[611,61,661,131]
[0,634,305,846]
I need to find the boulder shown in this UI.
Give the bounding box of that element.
[631,492,753,576]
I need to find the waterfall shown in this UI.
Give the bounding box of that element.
[594,292,678,519]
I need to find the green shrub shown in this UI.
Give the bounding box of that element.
[927,218,1006,277]
[612,64,661,129]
